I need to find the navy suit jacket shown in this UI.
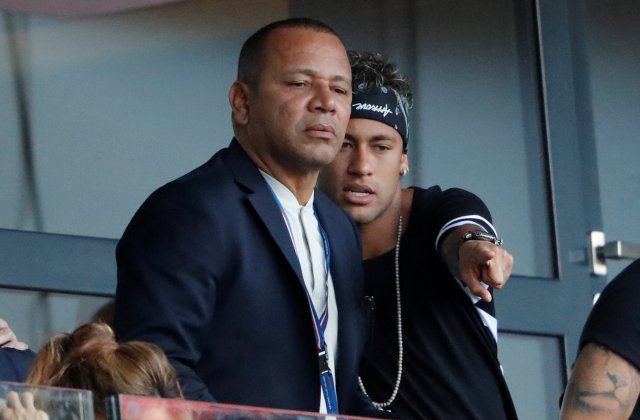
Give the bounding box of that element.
[114,139,374,415]
[0,348,35,382]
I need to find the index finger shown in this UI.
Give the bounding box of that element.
[461,274,492,302]
[482,261,506,288]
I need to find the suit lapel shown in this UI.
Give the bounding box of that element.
[226,139,362,410]
[248,190,304,282]
[225,139,304,282]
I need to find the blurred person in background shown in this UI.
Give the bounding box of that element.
[0,318,34,383]
[3,322,183,420]
[561,259,640,420]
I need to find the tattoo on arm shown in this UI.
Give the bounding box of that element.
[561,343,640,419]
[571,371,630,412]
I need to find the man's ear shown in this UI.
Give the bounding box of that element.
[400,153,409,175]
[229,81,250,126]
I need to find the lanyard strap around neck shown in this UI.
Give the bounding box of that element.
[267,187,339,414]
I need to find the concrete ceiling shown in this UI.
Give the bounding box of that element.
[0,0,190,18]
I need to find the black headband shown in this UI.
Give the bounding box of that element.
[350,86,409,148]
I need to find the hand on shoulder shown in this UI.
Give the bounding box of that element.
[0,319,28,351]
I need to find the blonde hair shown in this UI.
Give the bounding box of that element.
[27,322,182,419]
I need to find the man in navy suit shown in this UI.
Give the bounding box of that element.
[114,18,377,416]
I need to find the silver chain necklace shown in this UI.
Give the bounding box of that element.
[358,215,404,409]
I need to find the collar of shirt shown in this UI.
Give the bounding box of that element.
[259,170,315,212]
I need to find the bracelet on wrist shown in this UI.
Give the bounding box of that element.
[461,230,503,246]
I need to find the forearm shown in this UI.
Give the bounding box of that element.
[115,238,217,402]
[439,222,512,303]
[439,224,482,278]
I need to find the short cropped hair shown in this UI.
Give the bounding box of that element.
[348,50,413,112]
[237,17,340,86]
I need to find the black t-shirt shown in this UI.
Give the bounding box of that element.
[359,186,518,420]
[579,259,640,419]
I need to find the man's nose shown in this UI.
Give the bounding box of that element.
[309,84,336,113]
[348,147,372,176]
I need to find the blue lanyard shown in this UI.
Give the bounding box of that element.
[306,224,338,414]
[268,187,339,414]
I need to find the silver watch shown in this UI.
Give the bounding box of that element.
[462,230,503,246]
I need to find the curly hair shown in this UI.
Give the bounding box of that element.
[27,322,183,420]
[348,50,413,112]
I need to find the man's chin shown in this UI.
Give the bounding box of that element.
[301,153,339,171]
[307,142,341,165]
[345,208,375,225]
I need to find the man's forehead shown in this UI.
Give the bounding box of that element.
[267,28,347,57]
[347,119,403,141]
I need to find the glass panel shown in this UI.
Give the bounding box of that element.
[110,394,379,420]
[295,0,554,278]
[1,0,554,278]
[0,2,289,239]
[0,381,94,419]
[0,15,31,232]
[499,332,565,420]
[586,0,640,280]
[0,289,111,349]
[412,0,553,278]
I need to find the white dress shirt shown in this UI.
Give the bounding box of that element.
[261,171,339,414]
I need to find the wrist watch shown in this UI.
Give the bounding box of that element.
[462,230,503,246]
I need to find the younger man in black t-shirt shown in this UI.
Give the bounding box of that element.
[318,51,518,419]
